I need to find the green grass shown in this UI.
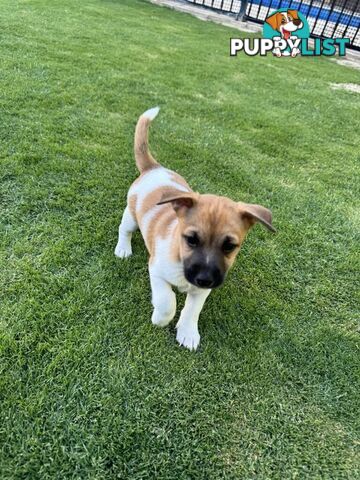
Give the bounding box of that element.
[1,0,359,478]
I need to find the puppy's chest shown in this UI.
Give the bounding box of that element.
[152,256,190,292]
[150,238,193,293]
[166,264,192,293]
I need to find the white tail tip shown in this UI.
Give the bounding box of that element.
[142,106,160,121]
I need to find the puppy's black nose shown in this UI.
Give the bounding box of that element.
[195,276,214,288]
[293,18,301,26]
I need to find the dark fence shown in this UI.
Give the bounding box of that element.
[186,0,360,50]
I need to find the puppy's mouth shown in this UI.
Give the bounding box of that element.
[283,29,291,40]
[281,21,302,39]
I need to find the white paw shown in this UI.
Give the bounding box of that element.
[114,242,132,258]
[151,309,174,327]
[176,326,200,351]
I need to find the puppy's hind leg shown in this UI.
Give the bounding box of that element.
[115,206,137,258]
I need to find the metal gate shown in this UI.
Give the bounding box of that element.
[186,0,360,50]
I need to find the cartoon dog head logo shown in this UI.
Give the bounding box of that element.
[263,9,310,57]
[266,10,303,40]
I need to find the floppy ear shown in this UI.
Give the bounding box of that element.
[239,203,276,232]
[157,189,197,214]
[287,9,299,20]
[265,12,282,31]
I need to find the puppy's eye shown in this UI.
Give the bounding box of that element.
[184,234,199,248]
[222,240,238,254]
[281,18,286,23]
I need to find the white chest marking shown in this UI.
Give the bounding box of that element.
[150,223,192,292]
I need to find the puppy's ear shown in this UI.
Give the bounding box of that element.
[157,189,197,215]
[239,203,276,232]
[265,12,282,31]
[287,9,299,20]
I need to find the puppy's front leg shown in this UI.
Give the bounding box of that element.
[291,47,300,57]
[176,289,211,351]
[150,274,176,327]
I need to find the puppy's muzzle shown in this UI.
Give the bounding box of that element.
[184,262,224,289]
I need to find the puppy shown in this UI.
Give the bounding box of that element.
[266,9,303,57]
[115,108,275,351]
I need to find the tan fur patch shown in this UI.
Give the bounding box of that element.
[134,115,159,173]
[133,186,179,258]
[146,207,177,257]
[138,186,170,221]
[181,195,247,243]
[139,181,191,219]
[170,172,191,190]
[128,194,137,219]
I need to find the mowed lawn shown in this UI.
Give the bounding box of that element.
[1,0,360,478]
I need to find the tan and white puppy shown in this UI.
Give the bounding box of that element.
[115,107,275,351]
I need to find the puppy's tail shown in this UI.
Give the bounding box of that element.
[134,107,160,173]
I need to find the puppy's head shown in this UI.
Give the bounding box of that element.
[158,190,275,289]
[266,10,303,39]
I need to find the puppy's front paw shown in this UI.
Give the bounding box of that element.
[114,242,132,259]
[151,309,174,327]
[176,325,200,351]
[273,47,281,57]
